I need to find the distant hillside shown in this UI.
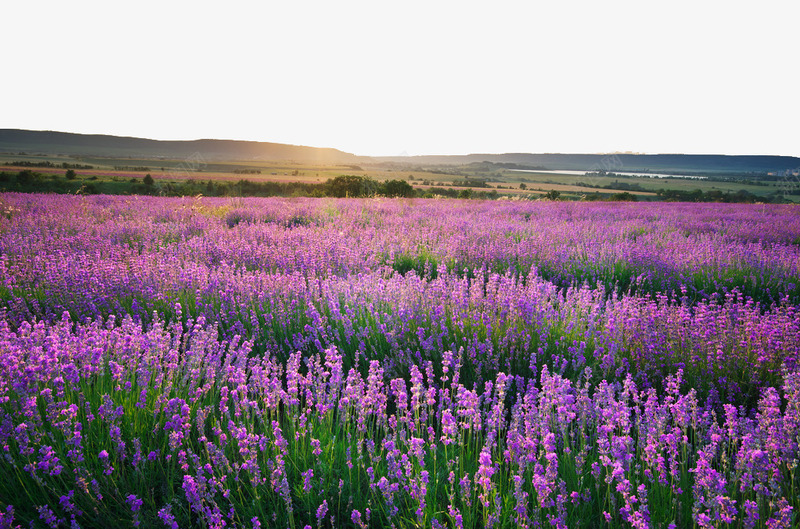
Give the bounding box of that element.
[378,153,800,175]
[0,129,367,164]
[3,130,798,175]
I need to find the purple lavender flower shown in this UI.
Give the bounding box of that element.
[316,500,328,525]
[302,468,314,493]
[158,506,179,529]
[351,509,366,528]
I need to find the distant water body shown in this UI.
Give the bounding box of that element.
[511,169,708,180]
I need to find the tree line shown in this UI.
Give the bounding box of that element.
[0,170,792,203]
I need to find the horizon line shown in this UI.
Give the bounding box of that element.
[3,128,799,160]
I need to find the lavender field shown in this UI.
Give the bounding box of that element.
[0,194,798,528]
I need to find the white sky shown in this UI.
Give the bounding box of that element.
[3,0,799,157]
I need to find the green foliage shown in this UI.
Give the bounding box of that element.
[15,170,36,186]
[325,175,379,198]
[392,252,439,279]
[381,179,414,198]
[609,192,637,201]
[8,160,93,169]
[656,188,764,203]
[452,179,489,188]
[0,164,781,204]
[81,182,99,194]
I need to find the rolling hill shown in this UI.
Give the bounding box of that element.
[0,129,367,165]
[377,153,800,175]
[3,129,798,176]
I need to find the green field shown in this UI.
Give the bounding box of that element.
[0,151,794,202]
[503,170,781,197]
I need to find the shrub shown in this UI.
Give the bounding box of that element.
[610,192,637,201]
[381,179,415,198]
[325,175,378,198]
[15,170,36,185]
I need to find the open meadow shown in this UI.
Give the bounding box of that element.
[0,194,798,528]
[7,149,790,202]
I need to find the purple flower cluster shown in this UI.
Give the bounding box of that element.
[0,195,798,527]
[0,316,794,526]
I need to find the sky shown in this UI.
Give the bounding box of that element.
[3,0,799,157]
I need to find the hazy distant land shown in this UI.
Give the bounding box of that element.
[1,129,799,202]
